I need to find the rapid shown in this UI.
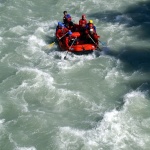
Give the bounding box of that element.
[0,0,150,150]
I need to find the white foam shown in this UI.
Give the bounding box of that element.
[123,91,149,115]
[16,67,55,89]
[104,60,126,87]
[28,35,45,47]
[0,54,10,63]
[105,68,119,79]
[57,126,85,149]
[7,67,55,112]
[9,26,26,35]
[0,119,5,124]
[15,147,36,150]
[56,90,150,149]
[51,52,99,73]
[34,27,45,36]
[0,119,5,134]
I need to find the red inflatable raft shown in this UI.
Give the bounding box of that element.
[56,30,100,54]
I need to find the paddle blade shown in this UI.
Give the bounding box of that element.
[43,42,55,49]
[47,42,55,48]
[100,41,107,46]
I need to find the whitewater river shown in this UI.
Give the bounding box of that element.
[0,0,150,149]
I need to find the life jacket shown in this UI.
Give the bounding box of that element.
[86,23,96,32]
[56,25,61,32]
[56,27,69,39]
[65,34,79,47]
[56,29,63,39]
[87,31,100,45]
[64,36,71,48]
[79,19,87,28]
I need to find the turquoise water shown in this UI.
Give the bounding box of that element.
[0,0,150,150]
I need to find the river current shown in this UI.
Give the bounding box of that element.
[0,0,150,150]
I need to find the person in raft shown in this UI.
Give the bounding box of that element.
[79,14,87,39]
[63,11,68,24]
[56,22,69,41]
[64,14,76,31]
[85,28,100,45]
[85,20,96,32]
[79,14,87,31]
[64,31,78,49]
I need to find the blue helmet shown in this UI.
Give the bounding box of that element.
[68,31,72,35]
[66,14,71,18]
[58,22,62,26]
[61,24,64,27]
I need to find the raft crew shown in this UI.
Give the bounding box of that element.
[57,12,100,46]
[79,14,87,29]
[64,31,80,49]
[86,28,100,45]
[79,14,87,39]
[64,31,73,49]
[64,14,76,31]
[56,22,69,41]
[85,20,96,32]
[84,20,99,45]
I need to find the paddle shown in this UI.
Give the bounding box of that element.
[46,42,55,48]
[99,40,107,46]
[64,51,69,59]
[64,37,77,59]
[88,34,102,51]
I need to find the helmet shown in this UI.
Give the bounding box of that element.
[66,14,71,18]
[58,23,64,28]
[58,22,62,26]
[68,31,72,35]
[89,20,93,24]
